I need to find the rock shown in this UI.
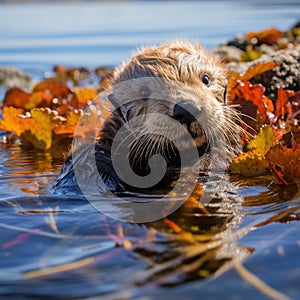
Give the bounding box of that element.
[0,66,32,89]
[226,35,248,51]
[213,45,244,62]
[227,46,300,101]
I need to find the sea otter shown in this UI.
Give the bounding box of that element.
[53,41,242,196]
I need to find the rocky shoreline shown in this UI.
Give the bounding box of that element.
[214,20,300,101]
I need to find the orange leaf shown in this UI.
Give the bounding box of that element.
[73,105,105,140]
[53,64,68,83]
[275,87,295,119]
[183,196,199,209]
[3,87,30,108]
[66,67,90,84]
[266,140,300,184]
[183,183,208,212]
[164,218,184,234]
[273,128,288,142]
[288,91,300,120]
[54,110,84,135]
[0,107,58,149]
[75,96,113,139]
[246,28,284,45]
[0,106,27,135]
[53,65,90,84]
[33,80,71,99]
[239,61,279,82]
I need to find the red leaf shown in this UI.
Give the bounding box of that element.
[275,87,294,119]
[266,140,300,184]
[228,81,274,124]
[3,87,30,108]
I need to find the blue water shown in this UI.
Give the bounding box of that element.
[0,1,300,299]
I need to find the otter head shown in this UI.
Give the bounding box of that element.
[98,41,241,184]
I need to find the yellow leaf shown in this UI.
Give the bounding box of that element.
[54,110,83,136]
[230,151,269,175]
[73,87,98,105]
[246,125,275,154]
[24,91,53,110]
[241,49,263,62]
[21,108,63,150]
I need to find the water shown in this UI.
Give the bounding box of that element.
[0,1,300,299]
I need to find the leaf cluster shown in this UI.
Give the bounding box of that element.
[0,67,113,150]
[227,24,300,184]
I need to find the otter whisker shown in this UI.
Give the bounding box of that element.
[130,134,150,168]
[113,124,145,155]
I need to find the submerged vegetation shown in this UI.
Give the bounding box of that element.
[0,22,300,299]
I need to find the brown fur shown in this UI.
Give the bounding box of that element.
[54,41,244,195]
[115,41,227,103]
[97,41,242,172]
[100,41,241,159]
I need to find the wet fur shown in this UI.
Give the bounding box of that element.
[98,41,242,169]
[54,41,243,194]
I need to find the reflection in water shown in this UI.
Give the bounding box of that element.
[0,142,66,196]
[1,140,299,299]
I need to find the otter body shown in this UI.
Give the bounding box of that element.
[53,41,242,196]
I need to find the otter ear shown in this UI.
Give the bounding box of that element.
[108,94,119,108]
[223,81,228,105]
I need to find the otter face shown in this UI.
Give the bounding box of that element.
[100,41,241,174]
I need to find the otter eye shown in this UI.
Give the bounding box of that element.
[140,86,151,101]
[202,74,211,87]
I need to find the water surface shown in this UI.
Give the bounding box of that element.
[0,1,300,299]
[1,0,300,73]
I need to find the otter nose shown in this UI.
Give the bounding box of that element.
[173,101,201,126]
